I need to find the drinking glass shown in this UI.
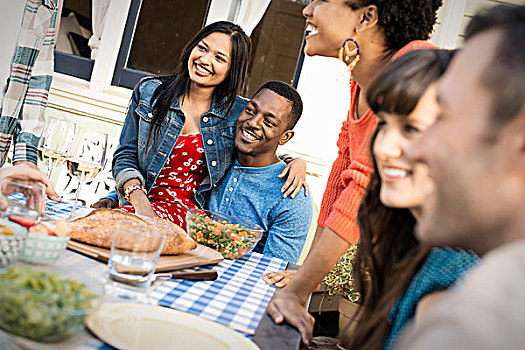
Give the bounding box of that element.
[37,117,77,179]
[66,127,108,219]
[0,178,45,220]
[106,223,165,301]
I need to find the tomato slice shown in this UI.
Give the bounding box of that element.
[8,216,38,229]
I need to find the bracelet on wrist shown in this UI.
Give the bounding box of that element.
[124,183,146,202]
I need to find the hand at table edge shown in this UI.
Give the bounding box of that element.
[266,289,315,346]
[91,198,117,209]
[262,270,297,288]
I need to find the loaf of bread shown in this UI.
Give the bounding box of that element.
[70,209,197,255]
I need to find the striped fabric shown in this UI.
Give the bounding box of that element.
[0,0,58,166]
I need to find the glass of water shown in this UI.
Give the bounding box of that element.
[0,178,45,220]
[106,223,165,301]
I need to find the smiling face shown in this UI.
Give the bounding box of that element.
[302,0,361,58]
[373,84,439,215]
[187,32,232,88]
[235,89,294,167]
[408,30,525,253]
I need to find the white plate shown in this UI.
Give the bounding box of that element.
[86,303,260,350]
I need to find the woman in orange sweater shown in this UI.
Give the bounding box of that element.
[264,0,441,345]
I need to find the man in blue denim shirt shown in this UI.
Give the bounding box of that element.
[207,81,312,263]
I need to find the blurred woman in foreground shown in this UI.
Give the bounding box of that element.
[346,49,479,350]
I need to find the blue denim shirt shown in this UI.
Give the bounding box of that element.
[107,78,248,207]
[207,160,313,263]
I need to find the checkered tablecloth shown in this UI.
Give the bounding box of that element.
[7,193,93,221]
[150,252,287,336]
[2,195,288,348]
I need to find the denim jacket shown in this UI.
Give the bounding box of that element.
[107,78,248,207]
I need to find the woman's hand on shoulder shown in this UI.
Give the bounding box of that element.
[278,158,309,199]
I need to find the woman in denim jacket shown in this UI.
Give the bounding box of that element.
[94,22,306,227]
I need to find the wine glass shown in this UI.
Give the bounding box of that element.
[66,127,108,219]
[37,117,77,179]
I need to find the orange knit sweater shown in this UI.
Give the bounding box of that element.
[317,40,436,244]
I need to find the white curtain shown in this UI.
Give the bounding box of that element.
[88,0,110,59]
[234,0,271,36]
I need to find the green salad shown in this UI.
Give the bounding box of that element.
[188,212,259,259]
[0,266,97,342]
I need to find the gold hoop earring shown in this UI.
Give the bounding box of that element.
[338,37,361,73]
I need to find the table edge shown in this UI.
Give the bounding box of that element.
[252,263,303,350]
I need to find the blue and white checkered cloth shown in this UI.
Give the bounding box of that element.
[44,198,93,220]
[7,194,288,342]
[150,252,287,336]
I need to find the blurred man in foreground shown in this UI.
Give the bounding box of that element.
[399,5,525,349]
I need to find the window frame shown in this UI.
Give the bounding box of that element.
[111,0,213,89]
[53,0,95,81]
[52,0,309,93]
[54,52,94,81]
[291,34,306,88]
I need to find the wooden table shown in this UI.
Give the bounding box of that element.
[0,250,303,349]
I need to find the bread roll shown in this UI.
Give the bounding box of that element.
[70,209,197,255]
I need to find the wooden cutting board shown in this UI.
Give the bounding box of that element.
[67,240,224,272]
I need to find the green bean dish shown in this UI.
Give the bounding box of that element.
[0,267,97,342]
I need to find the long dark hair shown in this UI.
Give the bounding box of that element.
[147,21,251,143]
[349,49,455,350]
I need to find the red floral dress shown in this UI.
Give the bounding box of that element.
[118,134,207,229]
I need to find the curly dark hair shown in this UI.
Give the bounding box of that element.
[346,0,443,52]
